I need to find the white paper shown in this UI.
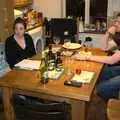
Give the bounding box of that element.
[15,59,41,70]
[71,71,95,83]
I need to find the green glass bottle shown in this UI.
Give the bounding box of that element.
[39,51,48,84]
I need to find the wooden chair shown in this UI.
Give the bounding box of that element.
[107,99,120,120]
[118,92,120,99]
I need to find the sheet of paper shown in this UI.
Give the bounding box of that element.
[15,59,41,70]
[71,71,95,83]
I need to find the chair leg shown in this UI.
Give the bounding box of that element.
[118,92,120,99]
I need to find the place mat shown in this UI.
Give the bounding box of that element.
[15,59,41,70]
[71,71,95,83]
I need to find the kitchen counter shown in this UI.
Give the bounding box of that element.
[79,31,106,34]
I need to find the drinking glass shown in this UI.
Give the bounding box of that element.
[64,39,74,76]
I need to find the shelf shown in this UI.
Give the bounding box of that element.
[79,31,106,34]
[27,24,42,31]
[14,3,32,8]
[14,0,33,8]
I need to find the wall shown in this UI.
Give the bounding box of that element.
[33,0,66,18]
[108,0,120,17]
[107,0,120,26]
[33,0,120,19]
[0,0,14,41]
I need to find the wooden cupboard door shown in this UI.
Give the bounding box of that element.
[0,0,14,41]
[27,0,33,4]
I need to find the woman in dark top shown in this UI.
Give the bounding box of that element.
[5,17,36,68]
[113,32,120,46]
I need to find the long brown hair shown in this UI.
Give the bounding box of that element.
[13,17,26,30]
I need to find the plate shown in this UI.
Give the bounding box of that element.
[63,42,81,50]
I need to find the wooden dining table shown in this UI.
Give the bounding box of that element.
[0,48,106,120]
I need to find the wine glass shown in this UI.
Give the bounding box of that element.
[53,36,60,46]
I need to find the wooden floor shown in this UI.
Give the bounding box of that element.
[0,95,107,120]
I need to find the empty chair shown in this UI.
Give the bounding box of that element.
[34,38,44,53]
[13,94,69,120]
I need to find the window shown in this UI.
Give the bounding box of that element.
[66,0,85,20]
[66,0,108,24]
[90,0,108,24]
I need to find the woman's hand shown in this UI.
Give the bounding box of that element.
[107,25,117,35]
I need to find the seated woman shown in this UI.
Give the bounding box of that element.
[5,17,36,69]
[4,18,68,120]
[101,13,120,51]
[73,13,120,101]
[4,17,37,105]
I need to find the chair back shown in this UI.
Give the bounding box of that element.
[34,38,44,53]
[13,94,69,120]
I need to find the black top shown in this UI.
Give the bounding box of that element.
[108,32,120,66]
[113,32,120,49]
[5,34,36,68]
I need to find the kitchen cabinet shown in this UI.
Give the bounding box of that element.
[0,0,14,41]
[14,0,33,8]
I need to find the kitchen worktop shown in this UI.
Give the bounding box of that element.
[79,31,106,34]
